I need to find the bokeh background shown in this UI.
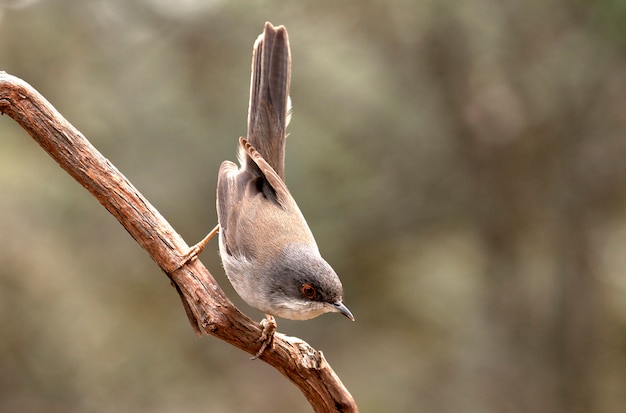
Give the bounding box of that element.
[1,0,626,412]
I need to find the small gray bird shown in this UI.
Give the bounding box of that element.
[188,22,353,355]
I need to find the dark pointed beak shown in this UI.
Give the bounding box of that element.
[333,302,355,321]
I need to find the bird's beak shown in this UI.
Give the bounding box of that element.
[333,302,355,321]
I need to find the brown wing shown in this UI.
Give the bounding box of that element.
[239,137,292,209]
[215,160,243,256]
[217,138,294,257]
[218,138,314,259]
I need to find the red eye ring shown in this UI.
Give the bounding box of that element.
[301,283,316,299]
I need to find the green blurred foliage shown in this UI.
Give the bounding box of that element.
[1,0,626,412]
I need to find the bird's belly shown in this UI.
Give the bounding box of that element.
[220,251,273,313]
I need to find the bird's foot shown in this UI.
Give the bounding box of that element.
[252,314,276,359]
[179,224,219,267]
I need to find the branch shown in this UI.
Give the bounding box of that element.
[0,72,358,413]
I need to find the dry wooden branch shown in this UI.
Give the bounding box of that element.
[0,71,358,413]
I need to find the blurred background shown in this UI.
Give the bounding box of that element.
[1,0,625,412]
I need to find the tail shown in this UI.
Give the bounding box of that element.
[244,22,291,180]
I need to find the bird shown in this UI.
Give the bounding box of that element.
[186,22,353,357]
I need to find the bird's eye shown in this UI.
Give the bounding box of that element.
[300,283,316,299]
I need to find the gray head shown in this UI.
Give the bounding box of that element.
[262,243,354,321]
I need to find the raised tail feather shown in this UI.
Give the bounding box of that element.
[244,22,291,180]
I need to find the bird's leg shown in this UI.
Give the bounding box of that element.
[252,314,277,359]
[180,224,219,266]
